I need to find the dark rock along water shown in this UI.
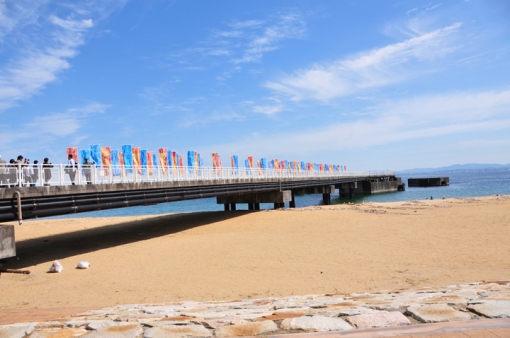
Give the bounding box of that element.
[49,170,510,219]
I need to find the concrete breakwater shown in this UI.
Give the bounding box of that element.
[1,281,509,337]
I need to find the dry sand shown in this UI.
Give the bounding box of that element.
[0,196,509,310]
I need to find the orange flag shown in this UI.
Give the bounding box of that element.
[101,147,111,176]
[132,147,142,174]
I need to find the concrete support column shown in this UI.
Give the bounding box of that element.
[218,191,291,209]
[289,191,296,208]
[323,193,331,205]
[224,204,230,211]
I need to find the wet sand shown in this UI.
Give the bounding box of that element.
[0,196,509,310]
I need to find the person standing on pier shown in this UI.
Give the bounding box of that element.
[9,159,17,187]
[43,158,53,186]
[23,158,33,187]
[67,154,77,185]
[82,158,93,184]
[32,160,40,187]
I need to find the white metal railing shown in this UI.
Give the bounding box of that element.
[0,163,394,188]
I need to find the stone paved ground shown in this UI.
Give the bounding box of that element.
[1,281,509,337]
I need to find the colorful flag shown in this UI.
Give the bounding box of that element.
[90,145,101,167]
[147,151,154,176]
[111,150,120,176]
[80,149,91,165]
[260,158,266,169]
[67,147,78,164]
[171,152,177,173]
[119,151,125,176]
[159,148,168,174]
[141,150,147,175]
[153,153,157,176]
[188,151,194,173]
[232,155,238,174]
[132,147,142,174]
[169,152,174,172]
[122,145,132,174]
[101,147,111,176]
[178,155,183,175]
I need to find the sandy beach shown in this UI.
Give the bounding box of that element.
[0,196,509,310]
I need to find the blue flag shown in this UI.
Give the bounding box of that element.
[90,145,101,167]
[141,149,147,175]
[187,151,194,173]
[111,150,120,176]
[122,145,133,174]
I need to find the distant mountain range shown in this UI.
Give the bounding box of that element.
[396,163,510,174]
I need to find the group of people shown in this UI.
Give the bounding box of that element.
[0,153,98,187]
[0,155,54,187]
[66,154,95,185]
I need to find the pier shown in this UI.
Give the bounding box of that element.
[408,177,449,187]
[0,165,401,222]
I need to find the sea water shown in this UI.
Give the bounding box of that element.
[49,169,510,219]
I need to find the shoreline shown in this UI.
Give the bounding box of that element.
[0,195,509,311]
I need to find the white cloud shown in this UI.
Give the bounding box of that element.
[28,113,81,136]
[265,23,462,102]
[406,8,417,16]
[50,16,93,31]
[253,104,285,115]
[166,11,306,72]
[0,102,109,156]
[27,102,108,137]
[233,12,306,64]
[0,1,124,112]
[199,88,510,158]
[426,3,442,11]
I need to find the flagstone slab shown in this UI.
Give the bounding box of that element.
[0,323,35,338]
[28,327,88,338]
[144,324,212,338]
[200,317,248,329]
[406,304,472,323]
[467,300,510,318]
[86,320,133,330]
[81,323,143,337]
[280,315,353,332]
[213,320,277,337]
[345,311,410,329]
[336,307,379,316]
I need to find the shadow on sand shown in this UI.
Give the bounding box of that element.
[4,211,247,269]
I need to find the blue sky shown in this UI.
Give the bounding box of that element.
[0,0,509,171]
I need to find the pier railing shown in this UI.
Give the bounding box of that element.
[2,164,394,187]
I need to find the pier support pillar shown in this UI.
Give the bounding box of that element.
[224,204,230,211]
[289,191,296,208]
[323,193,331,205]
[218,191,291,210]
